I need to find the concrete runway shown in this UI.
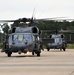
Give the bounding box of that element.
[0,49,74,75]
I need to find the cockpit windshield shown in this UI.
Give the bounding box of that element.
[55,38,62,43]
[12,34,18,41]
[12,34,32,42]
[18,35,23,41]
[23,34,32,42]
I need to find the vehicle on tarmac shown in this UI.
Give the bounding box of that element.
[46,34,67,51]
[0,18,42,57]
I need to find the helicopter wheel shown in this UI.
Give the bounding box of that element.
[47,48,50,51]
[7,53,11,57]
[32,52,34,55]
[63,48,66,51]
[37,53,40,57]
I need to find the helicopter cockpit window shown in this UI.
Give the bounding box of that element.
[12,34,32,42]
[12,34,23,41]
[12,35,18,41]
[24,34,32,42]
[55,38,62,43]
[18,35,23,41]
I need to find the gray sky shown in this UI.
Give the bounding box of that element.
[0,0,74,20]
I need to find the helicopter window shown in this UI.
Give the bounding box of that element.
[18,35,23,41]
[55,38,62,43]
[12,35,18,41]
[24,34,32,42]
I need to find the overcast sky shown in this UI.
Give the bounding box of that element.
[0,0,74,20]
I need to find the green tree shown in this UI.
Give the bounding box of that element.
[1,23,9,34]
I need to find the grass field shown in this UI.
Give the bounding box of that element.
[67,44,74,49]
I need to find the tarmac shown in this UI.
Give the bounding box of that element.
[0,49,74,75]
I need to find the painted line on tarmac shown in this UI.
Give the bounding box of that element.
[0,64,74,67]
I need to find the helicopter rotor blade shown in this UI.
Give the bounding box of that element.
[0,18,31,23]
[38,17,68,20]
[0,16,74,24]
[33,17,74,22]
[0,20,16,22]
[58,30,74,33]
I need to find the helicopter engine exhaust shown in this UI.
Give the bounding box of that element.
[12,27,16,33]
[32,27,38,33]
[32,26,41,35]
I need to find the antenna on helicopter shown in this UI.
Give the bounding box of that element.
[29,7,36,26]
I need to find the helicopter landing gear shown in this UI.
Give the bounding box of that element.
[47,48,50,51]
[37,52,40,57]
[60,48,66,51]
[7,50,12,57]
[32,51,40,57]
[7,53,12,57]
[63,48,66,51]
[32,51,34,55]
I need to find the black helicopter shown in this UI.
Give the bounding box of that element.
[0,18,42,57]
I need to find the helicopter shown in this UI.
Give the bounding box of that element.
[45,27,74,51]
[42,30,67,51]
[46,33,67,51]
[0,18,42,57]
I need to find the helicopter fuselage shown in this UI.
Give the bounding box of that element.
[2,26,41,57]
[8,33,35,53]
[46,34,67,51]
